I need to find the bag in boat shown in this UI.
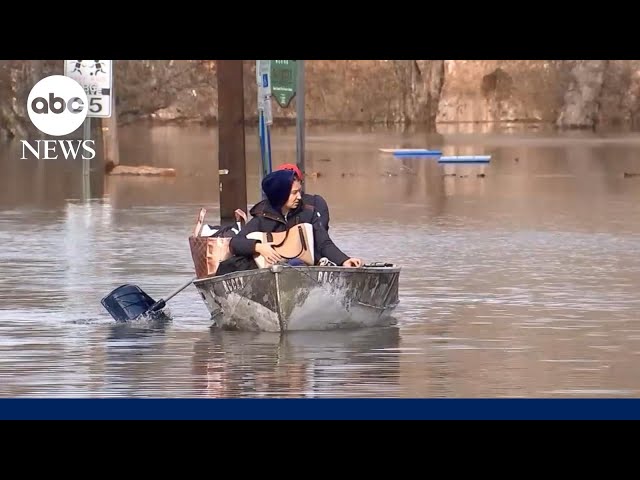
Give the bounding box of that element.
[247,223,315,269]
[188,208,245,279]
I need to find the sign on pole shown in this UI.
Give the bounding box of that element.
[256,60,272,125]
[256,60,273,186]
[64,60,113,118]
[271,60,297,108]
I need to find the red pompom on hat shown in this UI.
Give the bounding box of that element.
[276,163,303,181]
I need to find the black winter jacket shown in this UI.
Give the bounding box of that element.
[302,193,330,232]
[230,199,349,266]
[250,193,330,232]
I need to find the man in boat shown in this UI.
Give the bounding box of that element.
[274,163,331,232]
[216,169,361,275]
[235,163,331,232]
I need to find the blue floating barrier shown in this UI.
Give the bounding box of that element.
[438,155,491,164]
[379,148,442,156]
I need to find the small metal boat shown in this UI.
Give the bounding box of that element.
[193,263,401,332]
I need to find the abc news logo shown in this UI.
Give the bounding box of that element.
[20,75,95,160]
[31,92,85,115]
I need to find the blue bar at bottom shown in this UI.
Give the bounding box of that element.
[0,398,639,420]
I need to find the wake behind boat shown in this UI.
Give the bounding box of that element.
[194,262,401,332]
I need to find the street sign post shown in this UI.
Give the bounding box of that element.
[256,60,272,195]
[295,61,305,185]
[64,60,113,118]
[64,60,113,198]
[255,60,305,195]
[270,60,304,181]
[271,60,298,108]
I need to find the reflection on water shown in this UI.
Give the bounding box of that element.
[191,327,402,398]
[2,123,640,398]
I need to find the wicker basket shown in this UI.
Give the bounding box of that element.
[188,208,233,279]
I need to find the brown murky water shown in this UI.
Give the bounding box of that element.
[2,123,640,398]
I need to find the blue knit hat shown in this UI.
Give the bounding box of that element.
[262,169,295,210]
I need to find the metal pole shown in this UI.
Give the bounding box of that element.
[263,60,273,177]
[295,60,305,188]
[258,111,267,200]
[82,117,91,200]
[83,117,91,175]
[266,118,272,173]
[257,60,273,200]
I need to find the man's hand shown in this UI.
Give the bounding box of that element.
[342,258,363,268]
[255,243,283,265]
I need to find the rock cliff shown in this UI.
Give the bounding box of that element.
[2,59,640,140]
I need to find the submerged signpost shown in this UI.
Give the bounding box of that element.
[295,61,305,185]
[256,60,273,193]
[256,60,305,192]
[64,60,113,200]
[271,60,297,109]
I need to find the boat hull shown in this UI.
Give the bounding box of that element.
[193,264,401,332]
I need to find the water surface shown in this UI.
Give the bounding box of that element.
[2,123,640,398]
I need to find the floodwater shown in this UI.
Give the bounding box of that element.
[2,122,640,398]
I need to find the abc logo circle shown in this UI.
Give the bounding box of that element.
[27,75,88,137]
